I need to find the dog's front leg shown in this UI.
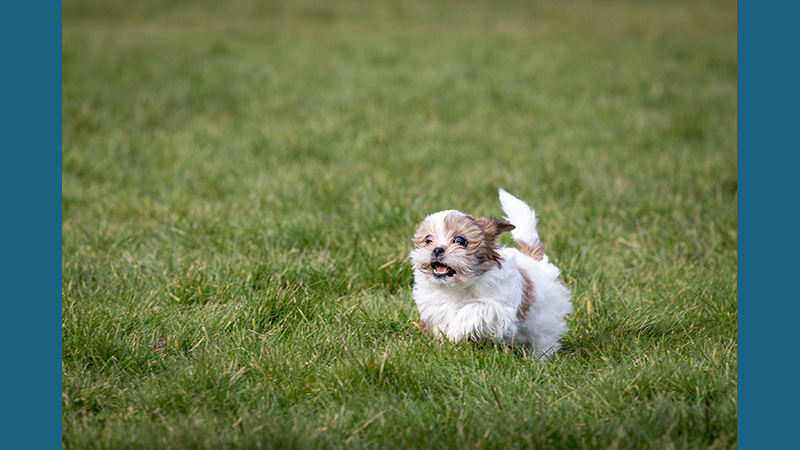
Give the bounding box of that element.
[446,300,517,343]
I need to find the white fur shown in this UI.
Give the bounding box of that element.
[498,188,540,248]
[411,189,572,361]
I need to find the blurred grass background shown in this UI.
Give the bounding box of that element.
[62,1,737,449]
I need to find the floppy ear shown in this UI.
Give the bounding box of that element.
[475,216,515,239]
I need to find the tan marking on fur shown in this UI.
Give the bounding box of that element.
[444,214,514,272]
[412,221,434,248]
[520,238,544,261]
[417,320,429,334]
[473,216,515,238]
[516,270,536,322]
[410,221,438,275]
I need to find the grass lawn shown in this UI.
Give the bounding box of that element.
[62,1,737,448]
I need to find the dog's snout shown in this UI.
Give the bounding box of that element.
[432,247,445,256]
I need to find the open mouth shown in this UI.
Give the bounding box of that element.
[431,262,455,278]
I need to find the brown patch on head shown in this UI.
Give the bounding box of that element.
[412,221,434,248]
[516,270,536,321]
[443,214,514,274]
[473,216,515,238]
[520,238,545,261]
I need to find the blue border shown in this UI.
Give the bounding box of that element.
[2,1,789,449]
[739,1,798,449]
[1,2,62,448]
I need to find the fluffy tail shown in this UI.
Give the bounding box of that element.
[498,188,545,261]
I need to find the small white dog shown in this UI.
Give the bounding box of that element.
[409,189,572,360]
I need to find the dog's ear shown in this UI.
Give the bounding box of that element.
[475,216,515,239]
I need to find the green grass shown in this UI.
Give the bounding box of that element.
[62,1,737,448]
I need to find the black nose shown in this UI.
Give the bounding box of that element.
[432,247,444,256]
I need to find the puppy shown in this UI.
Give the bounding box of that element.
[409,189,572,360]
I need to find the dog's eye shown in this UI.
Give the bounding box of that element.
[453,236,468,247]
[424,235,433,245]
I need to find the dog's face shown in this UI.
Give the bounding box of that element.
[410,210,515,287]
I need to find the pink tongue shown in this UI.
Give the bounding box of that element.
[434,265,449,274]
